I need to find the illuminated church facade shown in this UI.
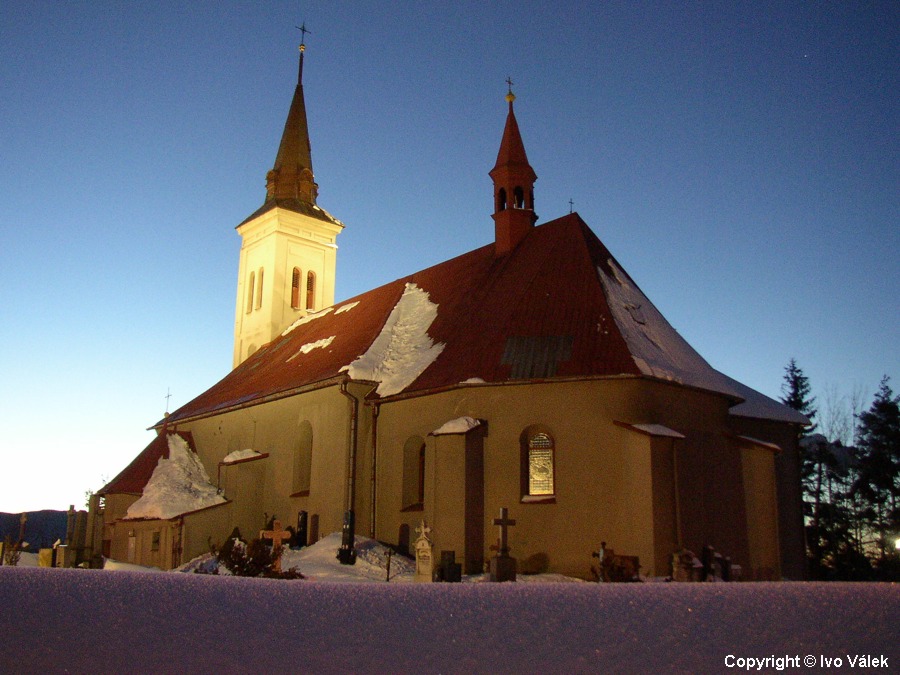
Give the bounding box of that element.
[96,42,808,580]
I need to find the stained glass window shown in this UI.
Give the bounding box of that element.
[528,432,554,495]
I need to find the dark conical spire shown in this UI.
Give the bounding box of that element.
[266,39,318,203]
[490,81,537,255]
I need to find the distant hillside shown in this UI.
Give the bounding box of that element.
[0,511,68,550]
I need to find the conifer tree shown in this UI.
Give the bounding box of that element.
[780,360,821,565]
[853,376,900,567]
[780,358,818,432]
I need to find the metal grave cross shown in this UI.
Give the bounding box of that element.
[493,507,516,556]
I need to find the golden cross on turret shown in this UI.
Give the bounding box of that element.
[505,76,516,104]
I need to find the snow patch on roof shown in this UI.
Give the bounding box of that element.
[722,374,811,425]
[221,449,262,464]
[287,336,335,362]
[598,260,740,399]
[125,435,225,520]
[343,283,445,397]
[460,377,486,384]
[335,301,359,315]
[432,416,482,436]
[281,307,334,336]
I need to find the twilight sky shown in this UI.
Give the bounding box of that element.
[1,1,897,513]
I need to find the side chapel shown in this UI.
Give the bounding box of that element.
[95,41,809,580]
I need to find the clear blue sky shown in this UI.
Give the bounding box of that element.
[1,1,897,513]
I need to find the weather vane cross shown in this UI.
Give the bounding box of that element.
[296,21,311,48]
[569,198,574,214]
[506,76,514,94]
[164,387,172,414]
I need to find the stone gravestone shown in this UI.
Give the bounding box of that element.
[295,511,308,549]
[671,548,703,582]
[259,520,292,573]
[413,520,434,583]
[591,541,608,582]
[489,507,517,582]
[439,550,462,583]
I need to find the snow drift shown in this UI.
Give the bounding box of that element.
[1,567,896,674]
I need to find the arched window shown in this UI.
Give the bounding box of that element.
[292,421,313,495]
[291,267,302,309]
[402,436,426,510]
[246,272,255,314]
[520,427,555,499]
[514,186,525,208]
[255,267,264,309]
[497,188,507,212]
[306,271,316,311]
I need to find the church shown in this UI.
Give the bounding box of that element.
[94,41,809,580]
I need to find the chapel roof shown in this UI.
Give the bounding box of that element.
[98,430,195,496]
[159,214,803,427]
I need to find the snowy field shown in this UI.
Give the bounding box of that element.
[1,537,897,674]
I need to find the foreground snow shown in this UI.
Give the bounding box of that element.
[1,566,896,674]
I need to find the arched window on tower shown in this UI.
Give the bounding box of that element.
[255,267,264,309]
[514,186,525,209]
[306,271,316,311]
[497,188,507,212]
[291,267,302,309]
[246,272,255,314]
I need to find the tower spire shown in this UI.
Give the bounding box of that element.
[266,28,318,203]
[490,80,537,255]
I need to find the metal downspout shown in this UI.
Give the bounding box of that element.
[370,402,380,539]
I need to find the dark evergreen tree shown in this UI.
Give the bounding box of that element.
[852,376,900,573]
[780,359,826,575]
[781,358,818,431]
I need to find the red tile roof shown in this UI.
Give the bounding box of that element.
[160,214,802,426]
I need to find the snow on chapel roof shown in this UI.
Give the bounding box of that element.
[161,214,801,426]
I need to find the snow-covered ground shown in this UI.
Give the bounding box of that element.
[2,535,897,673]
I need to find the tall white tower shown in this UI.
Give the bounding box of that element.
[233,40,343,368]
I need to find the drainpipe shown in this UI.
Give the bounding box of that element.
[370,402,380,539]
[338,379,376,564]
[672,438,683,549]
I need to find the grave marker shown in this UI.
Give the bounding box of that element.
[260,520,292,572]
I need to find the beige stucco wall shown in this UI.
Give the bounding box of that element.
[740,443,781,580]
[109,375,792,580]
[107,519,178,569]
[730,415,806,580]
[375,377,748,579]
[171,381,374,547]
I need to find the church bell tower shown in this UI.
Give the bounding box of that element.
[490,82,537,255]
[232,36,343,368]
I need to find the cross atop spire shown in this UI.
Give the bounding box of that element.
[297,21,311,48]
[505,76,516,104]
[295,22,312,83]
